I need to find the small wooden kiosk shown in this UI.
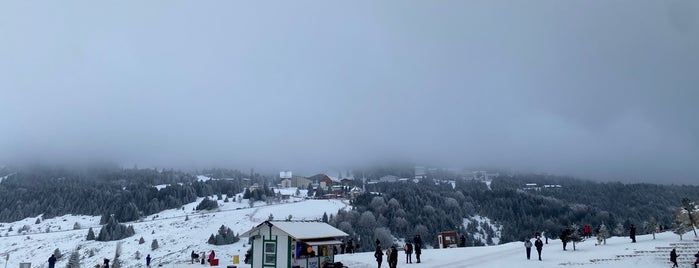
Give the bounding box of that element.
[241,221,347,268]
[437,231,458,248]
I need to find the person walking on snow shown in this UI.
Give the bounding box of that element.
[693,250,699,268]
[48,254,57,268]
[670,248,678,268]
[389,245,398,268]
[630,224,637,243]
[524,238,533,260]
[534,237,544,261]
[146,254,151,267]
[404,241,413,263]
[414,241,422,263]
[374,248,384,268]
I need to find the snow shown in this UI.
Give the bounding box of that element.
[0,196,348,268]
[196,175,213,182]
[335,231,699,268]
[462,215,502,245]
[1,195,697,268]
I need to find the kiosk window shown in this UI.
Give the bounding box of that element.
[264,242,276,265]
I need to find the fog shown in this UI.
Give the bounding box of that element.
[1,1,698,183]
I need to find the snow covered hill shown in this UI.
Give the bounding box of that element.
[0,190,347,268]
[1,189,698,268]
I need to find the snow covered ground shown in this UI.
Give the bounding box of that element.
[334,231,699,268]
[1,189,698,268]
[0,189,347,268]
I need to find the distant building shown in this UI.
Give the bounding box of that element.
[281,176,312,189]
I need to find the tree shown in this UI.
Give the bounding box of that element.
[596,224,610,245]
[643,218,658,240]
[322,212,329,223]
[613,223,624,236]
[139,237,145,244]
[73,222,81,230]
[568,224,584,251]
[134,251,141,260]
[680,198,698,237]
[196,198,219,211]
[67,250,80,268]
[35,218,41,224]
[151,239,159,250]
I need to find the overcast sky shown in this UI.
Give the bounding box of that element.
[1,1,698,183]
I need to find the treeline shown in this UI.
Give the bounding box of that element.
[334,173,699,252]
[0,165,253,222]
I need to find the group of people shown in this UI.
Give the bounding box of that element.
[190,250,216,265]
[523,236,545,261]
[339,238,355,254]
[670,248,699,268]
[50,254,151,268]
[374,235,423,268]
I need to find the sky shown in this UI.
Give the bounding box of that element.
[1,1,698,183]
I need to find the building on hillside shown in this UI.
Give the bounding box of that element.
[308,174,341,191]
[281,176,312,189]
[241,221,348,268]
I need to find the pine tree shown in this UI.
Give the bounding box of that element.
[73,222,81,230]
[596,224,610,245]
[643,218,658,240]
[134,251,141,260]
[322,212,328,223]
[613,223,624,236]
[35,218,41,224]
[568,224,584,251]
[139,237,145,244]
[67,250,80,268]
[151,239,159,250]
[208,234,216,244]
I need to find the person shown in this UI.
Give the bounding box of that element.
[48,254,57,268]
[415,241,422,263]
[543,229,549,244]
[146,254,151,267]
[670,248,678,268]
[534,237,544,261]
[385,247,392,267]
[376,238,381,248]
[560,228,570,251]
[191,251,198,264]
[583,225,591,238]
[209,250,215,263]
[524,238,533,260]
[404,241,413,264]
[694,250,699,268]
[460,235,466,247]
[340,241,346,254]
[347,238,354,254]
[103,258,110,268]
[201,252,206,265]
[374,247,384,268]
[630,224,636,243]
[389,245,398,268]
[414,235,422,248]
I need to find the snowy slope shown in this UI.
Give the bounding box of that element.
[0,190,348,268]
[1,191,698,268]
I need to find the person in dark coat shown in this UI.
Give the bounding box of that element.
[404,241,413,264]
[374,248,384,268]
[201,252,206,265]
[630,224,636,243]
[560,228,570,251]
[103,258,110,268]
[191,251,199,264]
[146,254,151,267]
[347,239,354,254]
[340,242,346,254]
[415,241,422,263]
[376,238,381,248]
[48,254,57,268]
[670,248,678,268]
[389,246,398,268]
[694,250,699,268]
[534,237,544,261]
[524,238,533,260]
